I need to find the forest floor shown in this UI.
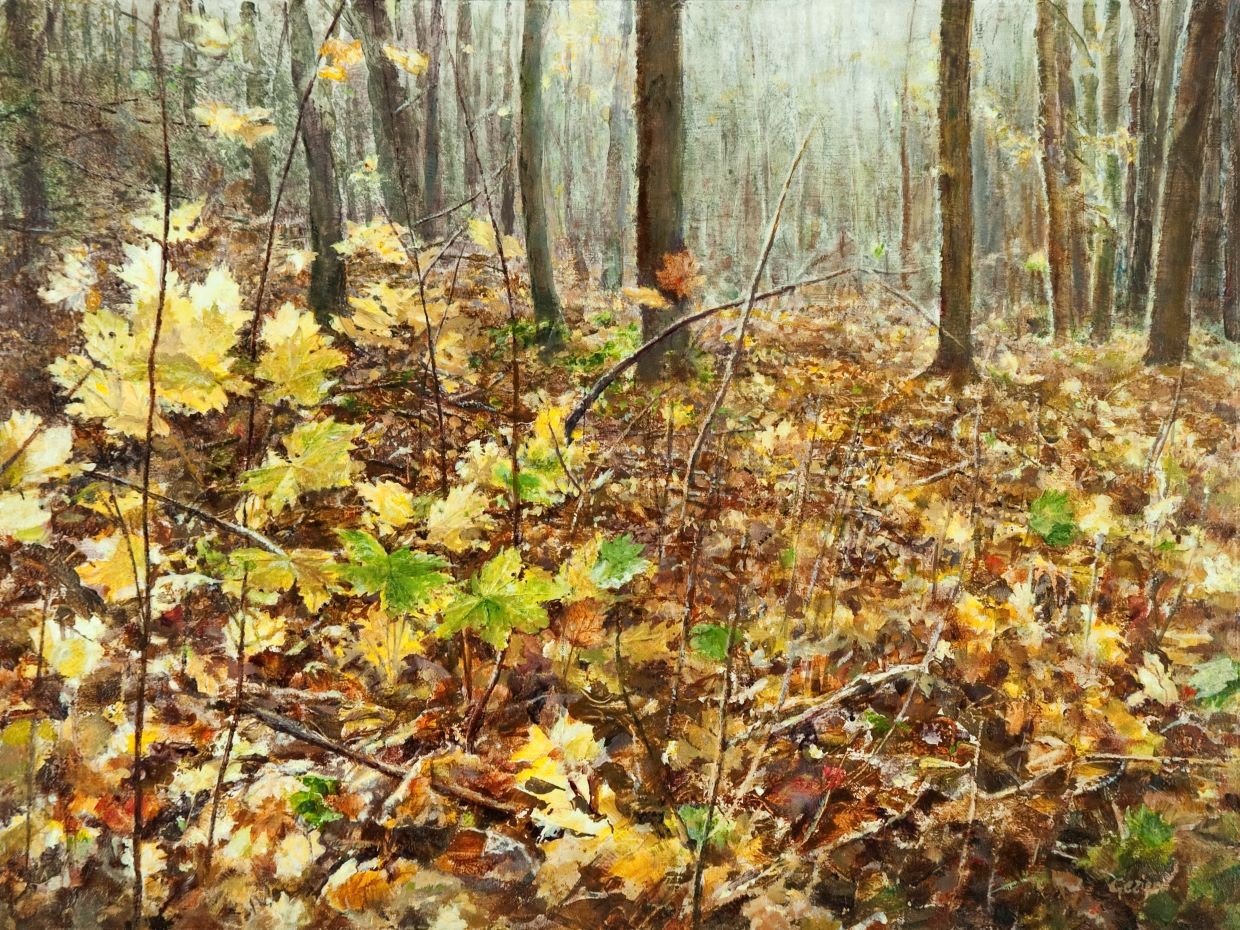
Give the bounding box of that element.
[2,212,1239,930]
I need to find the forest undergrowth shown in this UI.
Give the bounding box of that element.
[1,203,1238,930]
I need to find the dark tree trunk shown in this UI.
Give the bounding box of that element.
[289,0,347,323]
[239,1,272,215]
[1091,0,1123,342]
[1146,0,1228,364]
[423,0,444,233]
[1191,72,1225,326]
[1127,0,1189,324]
[1224,0,1240,342]
[518,0,565,349]
[354,0,421,228]
[929,0,975,378]
[634,0,686,381]
[601,0,634,291]
[1123,0,1161,313]
[3,0,50,269]
[1037,0,1074,340]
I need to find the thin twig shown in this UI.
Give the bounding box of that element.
[445,30,523,547]
[690,537,750,930]
[90,473,287,556]
[132,7,173,920]
[563,268,852,441]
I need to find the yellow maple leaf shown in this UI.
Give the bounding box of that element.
[256,302,347,407]
[358,478,417,535]
[424,483,495,552]
[324,858,392,912]
[193,101,277,146]
[383,43,429,75]
[76,530,161,603]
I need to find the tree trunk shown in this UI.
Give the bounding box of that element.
[423,0,444,233]
[353,0,421,228]
[519,0,565,349]
[177,0,197,121]
[1191,72,1224,327]
[499,0,517,235]
[1091,0,1122,342]
[1123,0,1160,312]
[1145,0,1228,364]
[457,0,480,193]
[1057,12,1090,327]
[3,0,50,269]
[601,0,634,291]
[898,0,919,291]
[239,1,272,215]
[929,0,975,378]
[634,0,686,381]
[1081,0,1100,135]
[289,0,347,323]
[1127,0,1189,324]
[1224,0,1240,342]
[1037,0,1074,340]
[112,1,122,96]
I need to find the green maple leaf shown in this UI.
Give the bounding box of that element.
[331,529,450,614]
[1028,489,1078,547]
[690,623,738,663]
[438,547,562,648]
[590,534,650,590]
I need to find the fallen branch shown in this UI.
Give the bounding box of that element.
[91,472,287,556]
[563,267,853,440]
[749,616,945,747]
[243,703,524,815]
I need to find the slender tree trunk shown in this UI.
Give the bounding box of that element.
[178,0,197,120]
[1091,0,1122,342]
[1191,74,1225,326]
[130,0,139,70]
[1057,12,1090,326]
[423,0,444,233]
[499,0,517,235]
[3,0,50,269]
[1127,0,1189,324]
[899,0,919,290]
[239,1,272,214]
[289,0,347,322]
[1146,0,1228,364]
[457,0,480,193]
[635,0,686,381]
[1123,0,1161,309]
[81,1,93,84]
[519,0,565,349]
[929,0,975,378]
[1081,0,1100,135]
[1037,0,1074,340]
[1224,0,1240,341]
[354,0,421,228]
[602,0,634,291]
[112,1,122,96]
